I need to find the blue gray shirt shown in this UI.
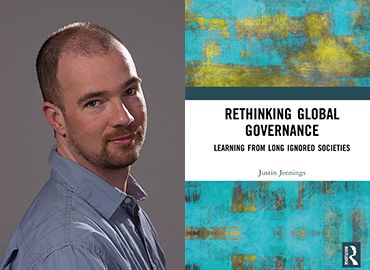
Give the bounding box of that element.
[0,148,166,270]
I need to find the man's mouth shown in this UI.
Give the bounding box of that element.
[108,134,135,145]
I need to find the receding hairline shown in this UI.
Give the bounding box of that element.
[56,41,137,91]
[36,22,130,111]
[59,38,131,60]
[53,22,127,57]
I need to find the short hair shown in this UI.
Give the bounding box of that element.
[36,22,125,111]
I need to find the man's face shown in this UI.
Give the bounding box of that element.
[57,42,147,170]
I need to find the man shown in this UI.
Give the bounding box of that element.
[0,22,166,269]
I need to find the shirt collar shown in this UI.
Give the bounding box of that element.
[48,147,147,220]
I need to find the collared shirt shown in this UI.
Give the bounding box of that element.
[0,148,166,270]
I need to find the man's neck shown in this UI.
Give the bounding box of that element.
[81,162,130,193]
[56,143,130,193]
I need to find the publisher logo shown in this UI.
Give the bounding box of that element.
[342,242,361,268]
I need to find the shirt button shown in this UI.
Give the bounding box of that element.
[124,197,132,204]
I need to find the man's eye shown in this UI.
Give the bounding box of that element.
[125,88,136,96]
[86,100,100,108]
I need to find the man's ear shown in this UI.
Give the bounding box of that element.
[42,102,66,137]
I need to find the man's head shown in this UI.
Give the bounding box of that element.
[37,22,125,112]
[39,22,147,172]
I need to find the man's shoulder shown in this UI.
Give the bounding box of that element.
[1,178,116,269]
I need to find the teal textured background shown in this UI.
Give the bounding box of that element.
[186,0,370,87]
[185,181,369,269]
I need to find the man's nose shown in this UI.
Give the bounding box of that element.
[109,101,134,127]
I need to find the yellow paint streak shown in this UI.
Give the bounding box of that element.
[315,38,352,62]
[185,5,198,30]
[298,258,304,270]
[297,230,306,236]
[185,227,242,240]
[203,43,221,66]
[232,187,257,212]
[186,64,306,86]
[290,34,370,77]
[232,254,257,270]
[304,13,331,38]
[196,17,230,38]
[298,182,304,210]
[185,4,230,38]
[323,181,334,195]
[185,62,364,86]
[228,230,241,237]
[324,211,336,255]
[357,0,370,4]
[241,47,252,58]
[236,14,302,39]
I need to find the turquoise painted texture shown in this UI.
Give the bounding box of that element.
[186,0,370,86]
[185,181,370,269]
[186,0,363,65]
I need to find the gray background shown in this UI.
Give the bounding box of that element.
[0,1,184,269]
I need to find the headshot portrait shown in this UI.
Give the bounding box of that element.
[0,1,183,269]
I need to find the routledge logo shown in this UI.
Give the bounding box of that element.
[342,242,361,268]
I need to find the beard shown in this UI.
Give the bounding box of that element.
[66,124,145,170]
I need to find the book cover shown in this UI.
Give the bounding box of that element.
[185,0,370,269]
